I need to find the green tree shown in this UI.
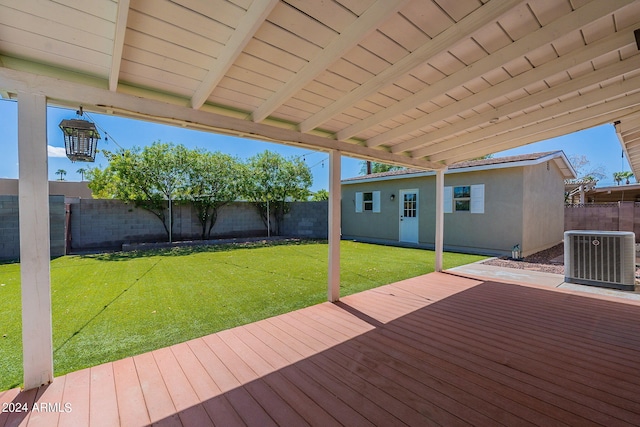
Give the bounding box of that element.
[87,142,188,240]
[86,165,118,199]
[182,150,244,239]
[244,150,312,235]
[359,161,404,175]
[311,189,329,201]
[56,169,67,181]
[76,167,87,181]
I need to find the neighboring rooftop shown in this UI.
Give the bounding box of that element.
[343,151,575,183]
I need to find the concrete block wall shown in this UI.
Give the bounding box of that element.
[0,195,66,260]
[212,203,267,237]
[0,196,19,259]
[50,196,66,256]
[564,202,640,241]
[69,199,328,251]
[69,199,169,250]
[282,201,328,239]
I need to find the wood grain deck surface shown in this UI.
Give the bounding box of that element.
[3,272,640,426]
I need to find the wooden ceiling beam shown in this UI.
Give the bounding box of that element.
[0,66,443,170]
[425,90,640,163]
[298,0,523,133]
[622,131,640,146]
[191,0,278,110]
[445,106,640,165]
[615,110,640,134]
[108,0,130,91]
[250,0,407,124]
[343,0,633,144]
[393,50,640,155]
[418,74,640,159]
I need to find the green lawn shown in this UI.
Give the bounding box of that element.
[0,240,485,391]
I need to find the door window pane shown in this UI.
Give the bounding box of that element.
[403,193,417,217]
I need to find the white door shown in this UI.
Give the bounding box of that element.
[399,189,419,243]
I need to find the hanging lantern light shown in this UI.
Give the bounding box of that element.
[59,107,100,162]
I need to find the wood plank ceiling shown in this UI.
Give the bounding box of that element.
[1,0,640,172]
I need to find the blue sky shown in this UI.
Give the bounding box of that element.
[0,98,631,190]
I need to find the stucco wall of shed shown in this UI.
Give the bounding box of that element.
[521,161,566,255]
[341,164,566,257]
[342,180,405,242]
[439,167,524,255]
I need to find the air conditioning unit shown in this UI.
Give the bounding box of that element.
[564,231,636,291]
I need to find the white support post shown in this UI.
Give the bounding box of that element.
[328,150,341,302]
[435,167,447,272]
[18,92,54,390]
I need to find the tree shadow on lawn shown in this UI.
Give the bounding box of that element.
[82,238,327,262]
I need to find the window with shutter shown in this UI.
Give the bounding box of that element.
[355,192,363,213]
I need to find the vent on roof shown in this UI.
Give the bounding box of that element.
[564,231,636,291]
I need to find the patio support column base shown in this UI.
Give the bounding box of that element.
[18,92,54,390]
[328,149,341,302]
[435,167,447,272]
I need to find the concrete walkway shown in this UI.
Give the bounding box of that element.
[447,261,640,302]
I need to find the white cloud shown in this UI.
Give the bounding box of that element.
[47,145,67,158]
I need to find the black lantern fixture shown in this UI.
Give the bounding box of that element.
[59,107,100,162]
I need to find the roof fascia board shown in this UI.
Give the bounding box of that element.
[342,151,570,185]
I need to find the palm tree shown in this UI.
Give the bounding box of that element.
[76,167,87,181]
[56,169,67,181]
[613,172,623,185]
[613,171,635,185]
[622,171,635,185]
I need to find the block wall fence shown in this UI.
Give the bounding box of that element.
[3,197,638,260]
[564,201,640,240]
[0,198,327,260]
[0,195,66,260]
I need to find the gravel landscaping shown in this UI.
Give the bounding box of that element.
[482,243,565,275]
[483,242,640,278]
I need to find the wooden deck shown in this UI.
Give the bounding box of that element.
[2,272,640,426]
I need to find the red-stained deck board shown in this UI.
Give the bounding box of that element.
[383,304,636,425]
[169,341,246,426]
[378,319,605,426]
[418,297,640,401]
[88,363,119,427]
[309,348,435,427]
[1,387,37,427]
[228,325,341,426]
[24,377,66,427]
[133,352,179,425]
[152,347,213,427]
[57,368,90,427]
[186,337,241,393]
[5,272,640,426]
[112,357,150,427]
[0,388,22,427]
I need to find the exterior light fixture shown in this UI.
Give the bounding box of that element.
[59,107,100,162]
[390,194,395,201]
